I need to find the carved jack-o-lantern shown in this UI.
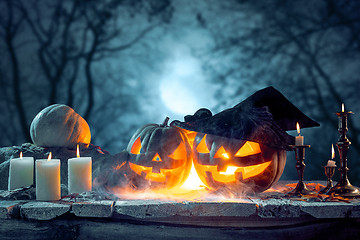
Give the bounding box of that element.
[126,117,192,189]
[172,87,320,193]
[191,132,286,193]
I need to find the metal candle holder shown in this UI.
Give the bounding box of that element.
[327,109,360,197]
[319,165,336,194]
[287,145,317,196]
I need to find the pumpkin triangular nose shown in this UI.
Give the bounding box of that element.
[152,153,162,162]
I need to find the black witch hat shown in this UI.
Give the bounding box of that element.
[171,86,319,150]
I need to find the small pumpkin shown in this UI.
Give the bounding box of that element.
[30,104,91,148]
[126,117,192,189]
[192,132,286,193]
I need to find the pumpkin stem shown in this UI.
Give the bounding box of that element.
[160,117,170,127]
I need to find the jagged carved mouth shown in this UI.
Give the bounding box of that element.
[129,162,183,182]
[197,161,271,183]
[130,160,271,184]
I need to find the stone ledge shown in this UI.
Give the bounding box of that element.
[0,197,359,221]
[72,200,114,218]
[297,201,360,218]
[251,199,301,218]
[20,202,70,220]
[0,201,23,219]
[114,199,257,219]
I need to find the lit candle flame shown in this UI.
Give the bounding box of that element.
[222,152,230,159]
[342,103,344,112]
[331,144,335,159]
[20,152,23,159]
[296,122,301,135]
[76,144,80,158]
[47,152,52,161]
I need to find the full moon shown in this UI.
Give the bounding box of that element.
[159,50,213,116]
[160,79,200,116]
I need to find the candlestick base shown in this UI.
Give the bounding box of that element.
[287,145,317,197]
[319,166,335,194]
[287,182,317,197]
[329,109,360,198]
[327,179,360,198]
[319,185,332,194]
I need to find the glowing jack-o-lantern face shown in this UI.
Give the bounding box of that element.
[126,118,192,189]
[192,132,286,193]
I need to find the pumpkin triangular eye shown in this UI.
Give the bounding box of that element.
[152,153,162,162]
[196,134,210,153]
[214,146,230,159]
[235,141,261,157]
[130,137,143,154]
[168,142,187,160]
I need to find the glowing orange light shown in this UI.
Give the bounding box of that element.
[214,146,229,159]
[128,162,184,183]
[20,152,23,159]
[130,137,142,154]
[168,142,187,159]
[331,144,335,159]
[47,152,52,161]
[179,162,206,190]
[196,135,210,153]
[235,141,261,157]
[182,129,197,148]
[342,103,345,112]
[113,161,126,171]
[221,166,238,175]
[145,172,166,182]
[129,162,149,176]
[76,144,80,158]
[195,161,271,183]
[152,153,162,162]
[296,122,301,135]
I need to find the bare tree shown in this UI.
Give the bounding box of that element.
[196,0,360,181]
[0,0,173,150]
[0,0,30,142]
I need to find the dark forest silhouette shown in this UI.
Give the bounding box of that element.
[0,0,173,149]
[196,0,360,183]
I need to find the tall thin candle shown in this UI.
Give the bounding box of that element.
[338,103,348,132]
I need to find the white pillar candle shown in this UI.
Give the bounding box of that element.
[295,122,304,146]
[68,145,92,194]
[36,153,61,201]
[8,152,34,190]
